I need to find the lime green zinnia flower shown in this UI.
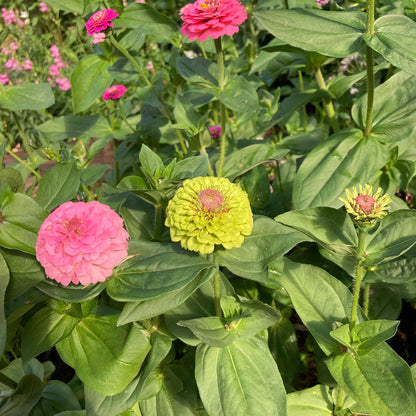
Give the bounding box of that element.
[165,176,253,254]
[339,184,391,227]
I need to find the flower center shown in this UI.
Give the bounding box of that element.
[198,189,224,212]
[198,0,219,9]
[355,194,375,215]
[92,10,105,22]
[63,217,83,236]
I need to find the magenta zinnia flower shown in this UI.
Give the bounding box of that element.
[36,201,129,286]
[103,85,127,101]
[85,9,119,36]
[209,125,221,138]
[180,0,247,42]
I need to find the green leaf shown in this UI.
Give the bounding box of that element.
[275,207,358,256]
[139,145,164,177]
[216,216,312,282]
[0,168,24,193]
[0,253,9,356]
[293,129,390,209]
[287,385,333,416]
[30,380,81,416]
[22,307,80,364]
[326,343,416,416]
[117,267,215,325]
[1,249,45,300]
[107,241,216,302]
[56,317,151,396]
[37,115,112,142]
[365,255,416,284]
[0,374,43,416]
[42,0,83,13]
[217,76,259,113]
[196,337,287,416]
[364,15,416,75]
[36,280,105,303]
[114,3,177,42]
[0,192,48,255]
[352,71,416,143]
[363,210,416,266]
[164,275,235,346]
[176,57,218,87]
[0,83,54,111]
[271,258,364,355]
[71,55,114,113]
[36,161,80,211]
[221,144,289,181]
[255,9,366,58]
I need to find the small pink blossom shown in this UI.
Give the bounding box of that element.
[54,57,66,68]
[85,9,119,36]
[1,48,10,55]
[36,201,129,286]
[17,19,25,27]
[209,125,222,139]
[5,59,18,70]
[0,74,9,84]
[92,32,106,44]
[103,85,127,101]
[9,42,19,51]
[49,64,61,76]
[39,2,50,12]
[315,0,330,6]
[1,8,17,25]
[50,45,60,57]
[180,0,247,42]
[23,59,33,71]
[56,77,71,90]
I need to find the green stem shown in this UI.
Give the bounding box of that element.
[109,35,152,87]
[314,66,339,133]
[11,112,36,165]
[350,228,366,329]
[364,0,375,137]
[214,272,221,318]
[298,70,309,132]
[214,37,227,177]
[82,184,95,201]
[334,387,345,415]
[363,282,371,317]
[5,148,41,179]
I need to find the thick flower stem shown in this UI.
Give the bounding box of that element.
[109,35,151,87]
[364,0,375,137]
[314,66,339,133]
[334,387,345,415]
[363,282,371,316]
[350,228,366,329]
[214,272,222,318]
[214,37,227,177]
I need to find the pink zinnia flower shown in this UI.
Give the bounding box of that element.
[56,77,71,91]
[23,59,33,71]
[180,0,247,42]
[50,45,60,57]
[49,64,61,76]
[0,74,9,84]
[5,59,18,70]
[85,9,119,36]
[92,32,106,44]
[209,125,222,138]
[39,2,50,12]
[36,201,129,286]
[1,8,17,25]
[103,85,127,101]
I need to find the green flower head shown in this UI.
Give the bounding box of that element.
[340,184,391,227]
[165,176,253,254]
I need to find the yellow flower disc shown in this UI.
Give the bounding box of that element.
[165,176,253,254]
[339,184,391,227]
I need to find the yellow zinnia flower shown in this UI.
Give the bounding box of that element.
[165,176,253,254]
[339,184,391,227]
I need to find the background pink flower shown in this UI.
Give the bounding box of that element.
[50,45,60,58]
[103,85,127,100]
[23,59,33,71]
[85,9,119,36]
[56,77,71,90]
[36,201,129,286]
[0,74,9,84]
[92,32,106,44]
[209,125,222,138]
[39,2,50,13]
[180,0,247,42]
